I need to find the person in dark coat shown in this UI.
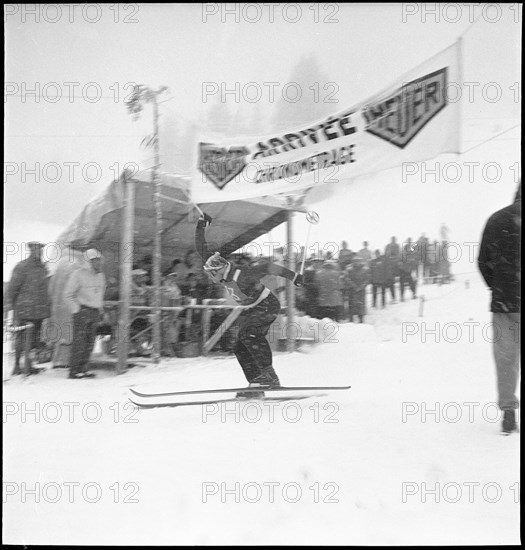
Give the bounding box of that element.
[345,257,369,323]
[358,241,372,267]
[438,240,451,284]
[341,251,356,316]
[385,236,400,290]
[303,262,319,318]
[6,242,51,375]
[383,252,396,304]
[338,241,353,269]
[370,249,387,308]
[478,182,521,433]
[400,238,418,301]
[427,240,440,284]
[417,233,430,282]
[316,260,344,321]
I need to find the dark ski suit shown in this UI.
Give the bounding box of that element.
[196,220,298,383]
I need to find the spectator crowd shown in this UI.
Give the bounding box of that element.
[4,228,453,378]
[296,231,453,323]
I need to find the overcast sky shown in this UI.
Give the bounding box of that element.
[4,3,521,279]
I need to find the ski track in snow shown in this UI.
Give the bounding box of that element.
[3,272,520,545]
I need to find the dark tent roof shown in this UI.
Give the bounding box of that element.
[55,169,305,281]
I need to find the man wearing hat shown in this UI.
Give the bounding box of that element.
[6,241,51,375]
[64,247,106,379]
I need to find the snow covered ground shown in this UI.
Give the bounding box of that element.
[3,272,520,545]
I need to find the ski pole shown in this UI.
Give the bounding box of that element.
[299,211,320,275]
[192,202,205,217]
[299,224,312,276]
[180,187,205,217]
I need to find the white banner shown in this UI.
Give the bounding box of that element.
[192,41,461,203]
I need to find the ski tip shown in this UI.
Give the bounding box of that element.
[128,397,153,409]
[129,388,148,398]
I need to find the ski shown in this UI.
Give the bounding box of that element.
[129,394,315,409]
[129,384,350,399]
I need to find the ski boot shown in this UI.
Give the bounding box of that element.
[79,363,96,378]
[68,369,96,379]
[502,410,518,435]
[81,371,96,378]
[252,366,280,388]
[236,366,281,399]
[235,367,280,399]
[235,383,266,400]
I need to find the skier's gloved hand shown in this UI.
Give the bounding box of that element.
[293,273,304,287]
[197,212,212,228]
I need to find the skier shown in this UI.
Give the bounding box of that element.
[195,212,303,398]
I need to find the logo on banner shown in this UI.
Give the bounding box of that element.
[363,67,448,148]
[198,143,249,189]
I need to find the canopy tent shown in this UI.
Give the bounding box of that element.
[55,168,306,281]
[50,168,306,371]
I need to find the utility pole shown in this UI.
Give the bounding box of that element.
[125,84,168,365]
[286,208,295,352]
[117,170,135,374]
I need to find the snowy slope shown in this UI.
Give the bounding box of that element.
[3,272,520,545]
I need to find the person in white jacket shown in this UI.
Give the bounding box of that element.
[64,248,106,379]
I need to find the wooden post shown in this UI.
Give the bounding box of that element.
[150,87,168,364]
[152,96,162,364]
[201,300,212,348]
[286,209,295,352]
[117,175,135,374]
[126,84,167,365]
